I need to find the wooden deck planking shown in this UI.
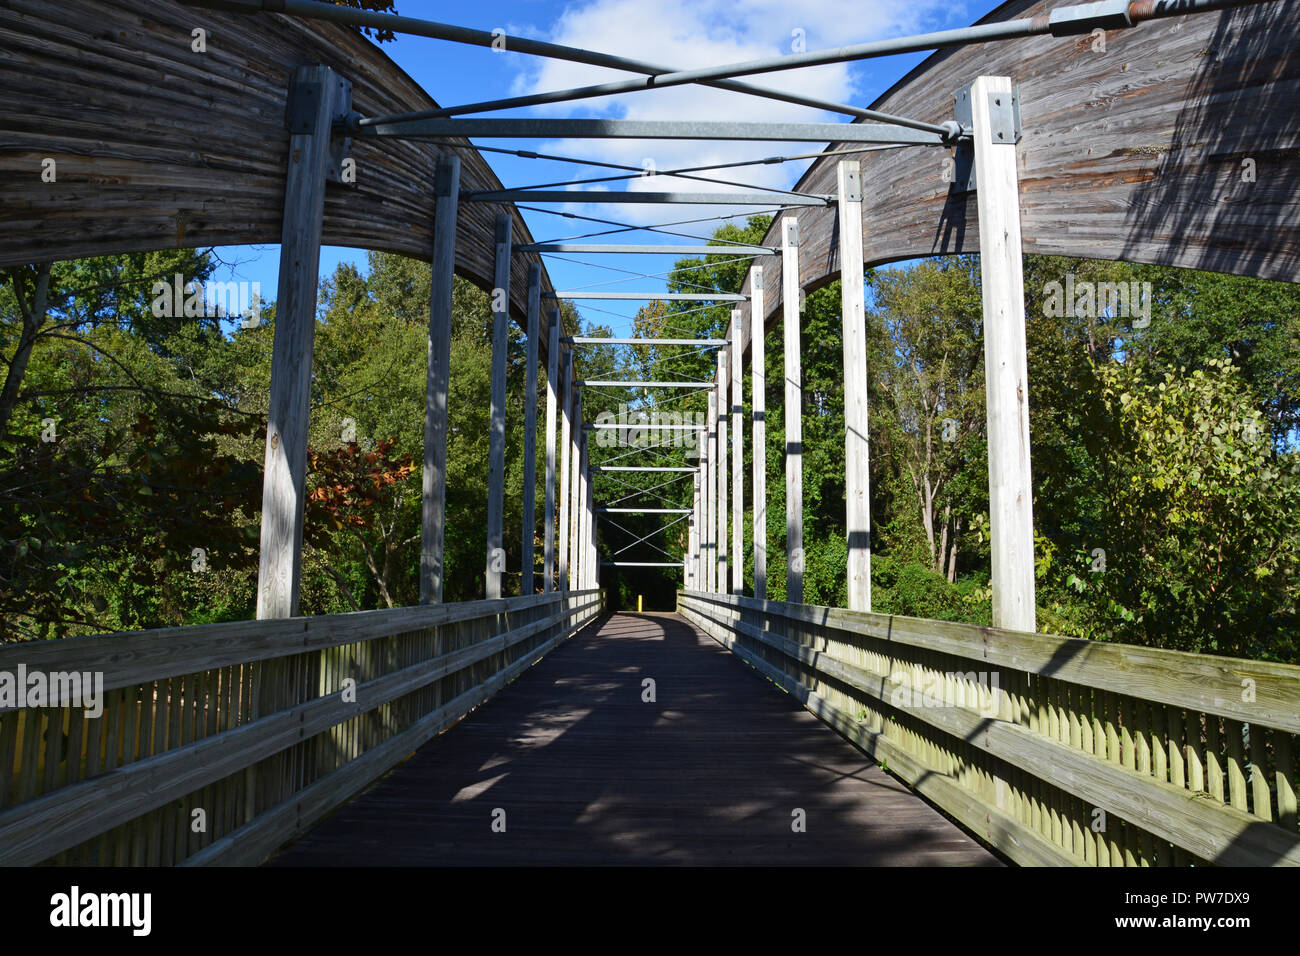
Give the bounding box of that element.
[267,612,1000,866]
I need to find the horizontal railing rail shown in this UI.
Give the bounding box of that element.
[0,590,604,866]
[678,590,1300,867]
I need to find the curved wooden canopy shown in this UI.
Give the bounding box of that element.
[1,0,1295,346]
[0,0,551,325]
[734,0,1299,349]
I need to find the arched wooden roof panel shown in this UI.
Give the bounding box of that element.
[735,0,1298,349]
[0,0,550,325]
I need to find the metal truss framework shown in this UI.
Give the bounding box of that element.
[174,0,1282,617]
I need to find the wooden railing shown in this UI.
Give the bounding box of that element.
[0,590,604,866]
[679,590,1300,866]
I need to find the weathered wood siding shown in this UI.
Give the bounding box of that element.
[0,0,552,326]
[735,0,1299,350]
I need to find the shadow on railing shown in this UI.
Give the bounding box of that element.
[678,589,1300,867]
[0,590,604,866]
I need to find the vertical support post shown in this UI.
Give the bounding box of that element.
[750,266,767,601]
[421,154,461,604]
[577,433,589,589]
[731,310,744,596]
[585,448,594,589]
[782,216,804,605]
[543,309,560,592]
[256,65,342,619]
[485,214,513,599]
[585,444,596,588]
[696,453,706,591]
[569,395,584,591]
[688,473,699,589]
[972,75,1036,632]
[701,451,709,591]
[706,390,717,593]
[716,352,728,592]
[558,352,573,591]
[521,264,541,595]
[838,160,871,612]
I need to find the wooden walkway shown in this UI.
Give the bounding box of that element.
[268,612,999,866]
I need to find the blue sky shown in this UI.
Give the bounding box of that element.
[211,0,999,333]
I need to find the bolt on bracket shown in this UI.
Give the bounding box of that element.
[285,71,354,185]
[948,82,1022,192]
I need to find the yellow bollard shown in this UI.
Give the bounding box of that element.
[637,594,643,613]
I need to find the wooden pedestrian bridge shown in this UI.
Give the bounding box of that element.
[2,0,1299,867]
[1,593,1297,867]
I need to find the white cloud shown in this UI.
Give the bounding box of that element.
[506,0,969,229]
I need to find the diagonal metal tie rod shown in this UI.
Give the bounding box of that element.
[351,0,1277,141]
[463,159,822,199]
[586,423,707,430]
[611,512,692,558]
[525,245,775,256]
[520,204,791,246]
[439,140,906,190]
[463,188,832,205]
[593,466,699,472]
[552,292,746,302]
[566,337,730,345]
[577,380,715,388]
[177,0,943,132]
[354,118,944,146]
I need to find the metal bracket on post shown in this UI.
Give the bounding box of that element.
[839,164,862,204]
[287,72,354,186]
[950,83,1021,192]
[985,88,1021,145]
[949,141,976,193]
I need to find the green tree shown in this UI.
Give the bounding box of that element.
[870,256,986,581]
[0,251,263,638]
[1064,357,1300,659]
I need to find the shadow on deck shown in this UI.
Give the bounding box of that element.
[267,611,999,866]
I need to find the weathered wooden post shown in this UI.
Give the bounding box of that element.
[570,394,584,590]
[838,160,871,612]
[577,431,590,589]
[972,75,1036,632]
[584,445,597,588]
[731,310,744,595]
[688,473,700,589]
[485,214,513,599]
[782,216,804,605]
[750,266,767,600]
[543,309,561,592]
[695,445,706,591]
[716,351,728,592]
[522,264,542,595]
[253,64,345,813]
[558,351,573,591]
[421,154,461,604]
[257,65,347,620]
[706,390,717,593]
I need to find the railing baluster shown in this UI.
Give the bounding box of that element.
[1249,724,1272,821]
[676,590,1300,867]
[1276,733,1297,833]
[1226,718,1248,811]
[1206,715,1225,804]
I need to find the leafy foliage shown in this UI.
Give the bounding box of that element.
[1063,358,1300,658]
[329,0,400,43]
[4,229,1297,666]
